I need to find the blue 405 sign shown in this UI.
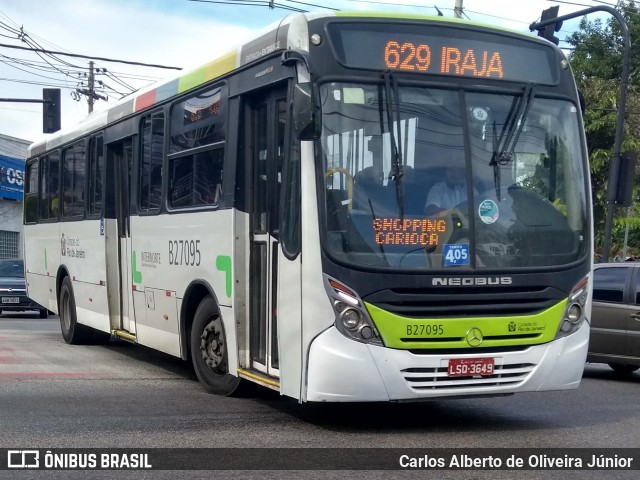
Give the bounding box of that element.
[443,244,470,266]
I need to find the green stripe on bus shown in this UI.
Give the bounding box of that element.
[216,255,232,298]
[366,299,567,350]
[132,251,142,285]
[178,50,238,94]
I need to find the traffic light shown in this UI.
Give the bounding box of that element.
[613,151,637,207]
[43,88,61,133]
[536,6,563,45]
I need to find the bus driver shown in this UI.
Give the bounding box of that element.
[424,163,476,215]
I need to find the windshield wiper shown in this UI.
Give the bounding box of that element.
[368,198,389,266]
[491,121,502,200]
[490,84,536,199]
[383,72,405,218]
[501,84,536,163]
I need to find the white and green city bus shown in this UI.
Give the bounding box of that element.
[23,11,592,402]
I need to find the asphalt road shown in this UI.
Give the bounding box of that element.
[1,313,639,480]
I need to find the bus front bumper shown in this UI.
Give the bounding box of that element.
[305,322,589,402]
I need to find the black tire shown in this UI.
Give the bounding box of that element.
[59,276,99,344]
[190,296,241,395]
[608,363,640,375]
[39,308,48,319]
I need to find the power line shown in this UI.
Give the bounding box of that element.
[0,53,161,82]
[0,76,76,88]
[0,12,165,111]
[343,0,448,10]
[549,0,618,7]
[0,42,181,70]
[188,0,306,12]
[0,56,74,83]
[283,0,338,10]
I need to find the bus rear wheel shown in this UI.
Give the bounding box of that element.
[190,296,241,395]
[59,277,109,344]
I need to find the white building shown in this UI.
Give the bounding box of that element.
[0,133,32,259]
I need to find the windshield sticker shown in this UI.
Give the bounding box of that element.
[478,199,499,224]
[471,107,489,121]
[443,244,470,266]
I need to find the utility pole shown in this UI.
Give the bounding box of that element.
[454,0,464,19]
[88,60,95,113]
[76,61,106,114]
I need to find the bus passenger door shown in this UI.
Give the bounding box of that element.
[106,138,136,335]
[248,89,287,378]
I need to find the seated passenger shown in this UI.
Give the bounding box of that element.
[352,166,384,211]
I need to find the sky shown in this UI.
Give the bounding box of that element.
[0,0,614,144]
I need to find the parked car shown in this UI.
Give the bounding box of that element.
[0,258,48,318]
[588,262,640,374]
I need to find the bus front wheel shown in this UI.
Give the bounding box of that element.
[190,296,241,395]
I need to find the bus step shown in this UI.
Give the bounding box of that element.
[237,368,280,391]
[112,330,137,343]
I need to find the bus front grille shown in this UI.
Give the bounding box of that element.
[401,362,535,390]
[365,286,564,318]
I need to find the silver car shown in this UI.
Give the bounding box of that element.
[0,259,48,318]
[588,262,640,374]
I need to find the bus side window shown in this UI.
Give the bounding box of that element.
[24,159,39,224]
[88,135,104,216]
[39,152,60,220]
[167,83,227,210]
[139,111,165,213]
[169,147,224,209]
[61,141,86,219]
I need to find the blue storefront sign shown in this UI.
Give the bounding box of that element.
[0,154,24,201]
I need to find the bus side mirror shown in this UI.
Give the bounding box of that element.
[292,83,320,140]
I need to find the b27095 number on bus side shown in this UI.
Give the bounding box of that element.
[406,324,444,336]
[169,239,201,266]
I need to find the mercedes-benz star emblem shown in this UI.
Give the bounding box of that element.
[466,327,483,347]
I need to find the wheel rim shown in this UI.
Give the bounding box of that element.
[199,315,226,374]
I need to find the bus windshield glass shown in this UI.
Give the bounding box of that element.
[320,82,588,270]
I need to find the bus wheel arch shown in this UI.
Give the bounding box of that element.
[183,284,240,395]
[56,266,109,345]
[180,281,215,361]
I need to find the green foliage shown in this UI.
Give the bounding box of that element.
[566,1,640,257]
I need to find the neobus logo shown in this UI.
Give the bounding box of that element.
[432,277,513,286]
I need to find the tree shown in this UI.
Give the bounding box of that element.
[565,0,640,259]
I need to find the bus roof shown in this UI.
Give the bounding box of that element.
[27,11,545,157]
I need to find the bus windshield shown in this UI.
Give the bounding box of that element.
[320,82,588,270]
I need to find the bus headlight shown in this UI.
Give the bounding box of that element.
[341,308,361,330]
[555,276,589,339]
[567,304,582,323]
[324,275,383,346]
